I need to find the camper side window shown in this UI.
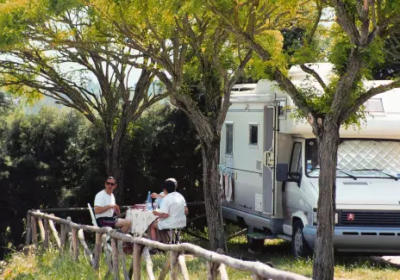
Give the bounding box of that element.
[290,142,302,173]
[249,124,258,146]
[226,123,234,155]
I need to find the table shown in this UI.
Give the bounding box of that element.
[126,208,157,237]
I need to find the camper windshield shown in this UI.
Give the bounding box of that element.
[305,139,400,179]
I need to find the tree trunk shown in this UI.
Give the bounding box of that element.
[105,124,127,204]
[201,144,227,252]
[312,120,340,280]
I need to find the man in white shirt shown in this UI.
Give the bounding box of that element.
[151,178,188,215]
[150,180,187,241]
[94,176,131,233]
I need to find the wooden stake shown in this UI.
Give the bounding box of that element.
[37,218,45,243]
[158,258,171,280]
[111,238,120,280]
[60,224,66,253]
[78,229,93,264]
[71,227,78,261]
[43,219,49,249]
[218,263,229,280]
[178,254,189,280]
[25,213,31,246]
[103,234,113,274]
[207,262,218,280]
[93,233,102,271]
[142,247,155,280]
[170,251,179,280]
[132,243,143,280]
[67,217,72,254]
[49,218,61,249]
[117,240,129,280]
[31,216,38,248]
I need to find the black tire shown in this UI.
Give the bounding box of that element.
[292,220,312,257]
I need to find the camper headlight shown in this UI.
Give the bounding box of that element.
[312,210,338,225]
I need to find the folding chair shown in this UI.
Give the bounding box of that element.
[87,203,99,227]
[88,203,112,252]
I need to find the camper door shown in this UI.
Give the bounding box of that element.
[263,106,277,215]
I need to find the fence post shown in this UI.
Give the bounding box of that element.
[43,219,49,249]
[117,240,129,280]
[60,224,66,254]
[71,227,79,261]
[170,251,179,280]
[142,247,155,280]
[218,264,229,280]
[67,217,72,254]
[158,257,171,280]
[207,262,218,280]
[48,216,61,250]
[37,218,45,244]
[103,234,113,274]
[133,243,143,280]
[25,212,31,246]
[111,238,120,280]
[78,229,93,265]
[31,216,38,248]
[178,254,189,280]
[93,233,102,271]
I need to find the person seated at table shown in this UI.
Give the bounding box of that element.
[94,176,131,233]
[151,178,189,216]
[150,180,187,242]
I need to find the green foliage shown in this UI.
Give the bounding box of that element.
[328,25,385,79]
[0,104,202,259]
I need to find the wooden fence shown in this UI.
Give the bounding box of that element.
[25,210,310,280]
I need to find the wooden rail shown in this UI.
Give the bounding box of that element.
[25,210,310,280]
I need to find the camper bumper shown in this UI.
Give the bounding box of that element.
[303,225,400,253]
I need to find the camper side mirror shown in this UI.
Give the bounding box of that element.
[276,163,289,182]
[276,163,301,185]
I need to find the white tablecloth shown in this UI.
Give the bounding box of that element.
[126,209,157,237]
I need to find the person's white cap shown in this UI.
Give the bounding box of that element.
[166,178,177,188]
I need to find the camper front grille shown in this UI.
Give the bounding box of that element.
[339,210,400,227]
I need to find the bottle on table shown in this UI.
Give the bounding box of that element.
[146,191,153,211]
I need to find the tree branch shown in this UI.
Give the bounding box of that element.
[300,64,327,91]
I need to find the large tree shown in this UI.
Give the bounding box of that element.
[0,0,166,202]
[208,0,400,279]
[88,0,289,250]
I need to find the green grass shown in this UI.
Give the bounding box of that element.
[2,225,400,280]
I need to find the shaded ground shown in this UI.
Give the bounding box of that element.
[182,225,400,280]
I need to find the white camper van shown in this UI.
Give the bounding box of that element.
[220,63,400,257]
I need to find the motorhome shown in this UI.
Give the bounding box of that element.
[219,63,400,256]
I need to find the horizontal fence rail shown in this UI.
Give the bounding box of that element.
[25,209,310,280]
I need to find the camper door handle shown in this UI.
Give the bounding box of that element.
[263,151,268,166]
[263,151,274,167]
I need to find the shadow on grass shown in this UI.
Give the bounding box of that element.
[224,234,400,274]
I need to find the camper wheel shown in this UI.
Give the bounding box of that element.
[292,220,312,257]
